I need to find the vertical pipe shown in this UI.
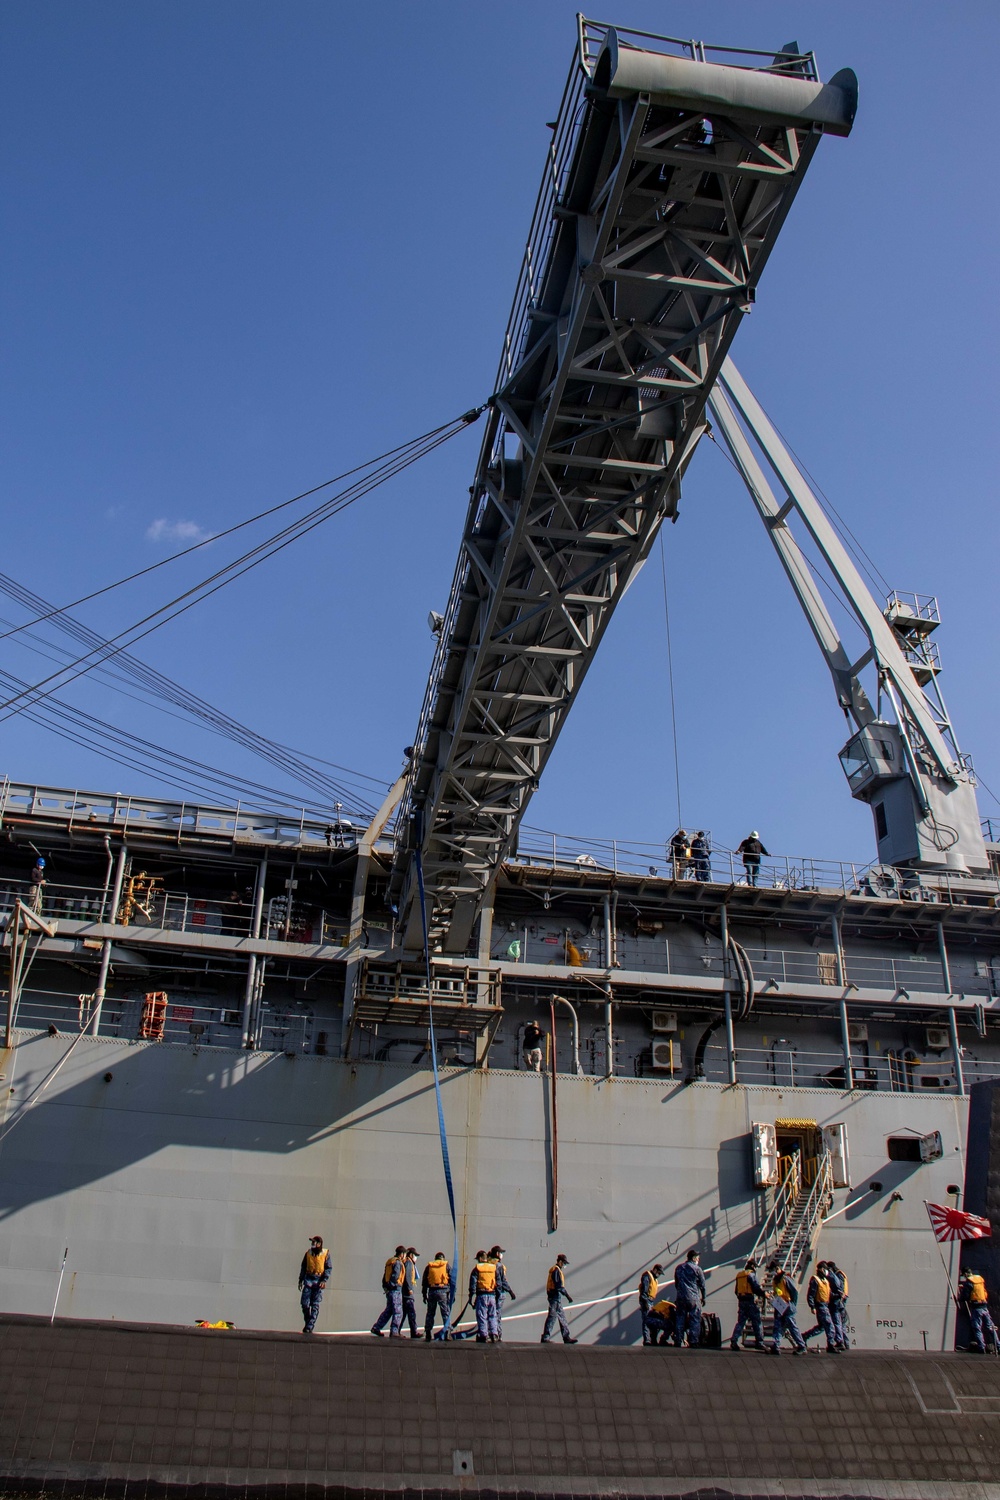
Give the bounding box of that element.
[949,1006,965,1097]
[839,999,854,1092]
[937,921,952,995]
[92,844,128,1036]
[719,904,736,1084]
[831,912,846,986]
[548,997,559,1230]
[604,991,613,1078]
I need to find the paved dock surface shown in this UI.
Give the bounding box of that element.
[2,1314,1000,1499]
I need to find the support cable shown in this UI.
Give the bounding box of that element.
[0,578,382,809]
[0,409,485,725]
[0,411,482,647]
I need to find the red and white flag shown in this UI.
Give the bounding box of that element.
[925,1201,992,1242]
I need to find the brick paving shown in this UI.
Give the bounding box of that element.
[1,1314,1000,1498]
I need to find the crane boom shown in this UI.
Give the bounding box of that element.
[389,20,858,952]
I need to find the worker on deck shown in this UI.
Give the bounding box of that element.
[29,856,46,912]
[371,1244,407,1338]
[298,1234,331,1335]
[638,1262,665,1346]
[470,1250,500,1342]
[729,1257,766,1351]
[958,1268,997,1353]
[673,1247,707,1348]
[646,1296,676,1346]
[737,831,768,887]
[690,831,711,882]
[522,1021,545,1071]
[401,1247,420,1338]
[826,1260,850,1349]
[422,1250,454,1341]
[489,1245,516,1336]
[803,1262,839,1352]
[541,1254,578,1344]
[767,1260,807,1355]
[669,829,690,879]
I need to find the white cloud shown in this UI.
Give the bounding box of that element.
[146,518,209,545]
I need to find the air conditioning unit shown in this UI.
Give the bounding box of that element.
[925,1026,949,1052]
[847,1022,869,1043]
[651,1039,675,1072]
[651,1010,678,1033]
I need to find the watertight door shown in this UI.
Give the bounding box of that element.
[751,1122,778,1187]
[822,1122,851,1188]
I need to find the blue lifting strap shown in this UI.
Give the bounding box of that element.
[414,847,459,1334]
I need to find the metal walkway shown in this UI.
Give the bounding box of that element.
[390,20,857,951]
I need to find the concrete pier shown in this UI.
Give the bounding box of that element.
[2,1314,1000,1498]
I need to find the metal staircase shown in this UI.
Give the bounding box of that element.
[743,1153,834,1341]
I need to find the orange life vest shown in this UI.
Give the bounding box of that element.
[383,1256,404,1289]
[735,1271,758,1298]
[425,1259,450,1288]
[473,1261,497,1293]
[639,1272,658,1301]
[964,1273,988,1305]
[811,1275,831,1304]
[304,1249,329,1278]
[546,1265,564,1294]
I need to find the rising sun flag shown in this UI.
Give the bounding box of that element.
[925,1202,992,1242]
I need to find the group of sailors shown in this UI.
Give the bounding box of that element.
[299,1236,995,1353]
[639,1250,851,1354]
[370,1244,577,1344]
[669,830,770,887]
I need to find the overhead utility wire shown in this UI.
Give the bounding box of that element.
[0,413,478,647]
[0,578,380,813]
[0,408,485,727]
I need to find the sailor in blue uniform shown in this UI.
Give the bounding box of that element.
[673,1248,706,1348]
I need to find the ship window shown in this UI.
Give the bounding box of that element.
[874,801,888,840]
[887,1136,922,1161]
[919,1075,948,1089]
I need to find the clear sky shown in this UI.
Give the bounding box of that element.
[1,0,998,864]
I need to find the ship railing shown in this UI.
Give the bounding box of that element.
[0,876,365,949]
[0,780,357,851]
[694,1043,1000,1094]
[498,927,997,1000]
[511,827,875,896]
[6,987,334,1055]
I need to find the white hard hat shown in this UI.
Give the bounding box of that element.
[750,830,759,837]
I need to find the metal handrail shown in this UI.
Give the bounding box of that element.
[746,1161,799,1270]
[782,1152,833,1281]
[578,18,819,79]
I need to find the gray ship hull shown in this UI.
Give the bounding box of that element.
[0,1031,970,1350]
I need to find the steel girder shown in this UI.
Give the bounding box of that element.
[390,29,855,952]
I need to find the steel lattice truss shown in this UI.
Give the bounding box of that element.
[391,29,851,951]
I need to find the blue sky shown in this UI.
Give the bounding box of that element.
[1,0,998,863]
